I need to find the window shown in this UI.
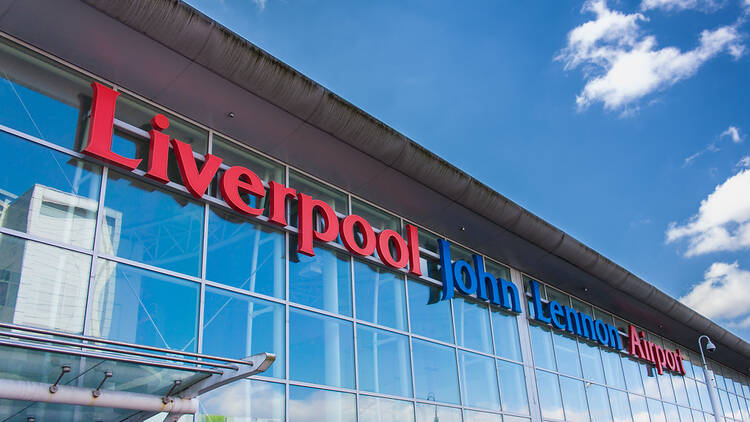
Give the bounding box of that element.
[289,308,354,388]
[491,308,521,361]
[529,324,556,371]
[358,395,414,422]
[357,325,412,397]
[497,359,529,415]
[290,241,352,316]
[86,259,199,351]
[288,385,355,422]
[587,384,612,422]
[202,286,285,378]
[197,379,284,421]
[629,394,650,422]
[354,260,407,331]
[459,350,500,410]
[206,206,285,298]
[579,340,606,384]
[412,339,460,404]
[454,299,492,354]
[560,376,590,422]
[415,403,462,422]
[609,389,632,422]
[408,279,453,343]
[553,331,582,377]
[536,370,564,420]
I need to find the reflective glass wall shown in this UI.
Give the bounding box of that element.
[1,33,749,422]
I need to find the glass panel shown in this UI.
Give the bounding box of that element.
[288,385,356,422]
[454,299,492,354]
[658,371,676,403]
[412,339,460,404]
[580,340,606,384]
[206,206,285,298]
[497,359,529,415]
[212,135,283,182]
[553,331,581,377]
[100,173,204,276]
[696,381,711,412]
[202,286,285,378]
[529,324,556,371]
[622,357,645,394]
[0,400,139,421]
[484,259,511,283]
[289,308,354,388]
[197,379,284,421]
[536,370,564,420]
[417,227,441,254]
[352,198,400,232]
[685,377,701,411]
[358,395,414,422]
[0,234,90,333]
[673,373,689,406]
[289,171,347,229]
[629,394,651,422]
[678,406,693,422]
[86,259,198,351]
[588,383,613,422]
[643,365,661,399]
[290,241,352,316]
[0,131,101,249]
[503,417,531,422]
[647,398,666,422]
[692,410,705,422]
[571,298,593,316]
[408,279,454,343]
[356,325,412,397]
[0,38,92,151]
[546,287,570,307]
[602,349,626,389]
[459,351,500,410]
[663,403,680,422]
[462,410,501,422]
[491,309,521,361]
[609,389,632,422]
[354,260,407,331]
[415,403,462,422]
[559,376,590,422]
[691,356,704,381]
[719,389,732,419]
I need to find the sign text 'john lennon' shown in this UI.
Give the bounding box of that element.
[82,82,422,275]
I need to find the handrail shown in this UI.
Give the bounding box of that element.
[0,330,239,371]
[0,338,224,375]
[0,323,250,367]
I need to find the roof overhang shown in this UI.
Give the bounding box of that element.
[1,0,748,374]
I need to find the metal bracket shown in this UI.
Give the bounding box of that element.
[49,365,70,393]
[162,380,181,404]
[91,371,112,398]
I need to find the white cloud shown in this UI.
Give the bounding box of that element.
[559,0,744,111]
[667,168,750,255]
[641,0,724,12]
[253,0,268,10]
[721,125,743,142]
[737,156,750,167]
[680,262,750,324]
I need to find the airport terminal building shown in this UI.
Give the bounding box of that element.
[0,1,749,421]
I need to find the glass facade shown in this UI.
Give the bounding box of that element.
[1,33,750,422]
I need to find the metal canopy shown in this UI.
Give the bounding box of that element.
[0,324,275,421]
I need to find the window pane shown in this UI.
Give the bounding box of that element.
[553,331,582,377]
[290,241,352,316]
[206,206,285,298]
[212,136,283,183]
[647,398,666,422]
[289,385,355,422]
[580,340,606,384]
[497,360,529,415]
[462,410,501,422]
[289,308,354,388]
[623,357,645,394]
[696,381,711,412]
[602,349,626,389]
[484,260,511,284]
[0,234,90,333]
[673,374,689,407]
[663,403,680,422]
[685,378,701,411]
[408,279,454,343]
[678,406,693,422]
[719,389,732,419]
[0,132,101,249]
[529,324,556,371]
[459,351,500,410]
[352,199,400,232]
[491,309,521,361]
[629,394,650,422]
[289,171,347,229]
[609,389,632,422]
[454,299,492,354]
[100,173,203,276]
[657,371,675,404]
[692,410,705,422]
[415,403,462,422]
[202,286,285,378]
[86,259,199,351]
[560,376,590,422]
[0,38,92,150]
[357,325,412,397]
[354,260,407,331]
[643,364,661,399]
[358,395,414,422]
[412,339,460,404]
[197,379,284,421]
[536,370,564,420]
[588,383,613,422]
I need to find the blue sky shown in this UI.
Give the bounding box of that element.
[186,0,750,342]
